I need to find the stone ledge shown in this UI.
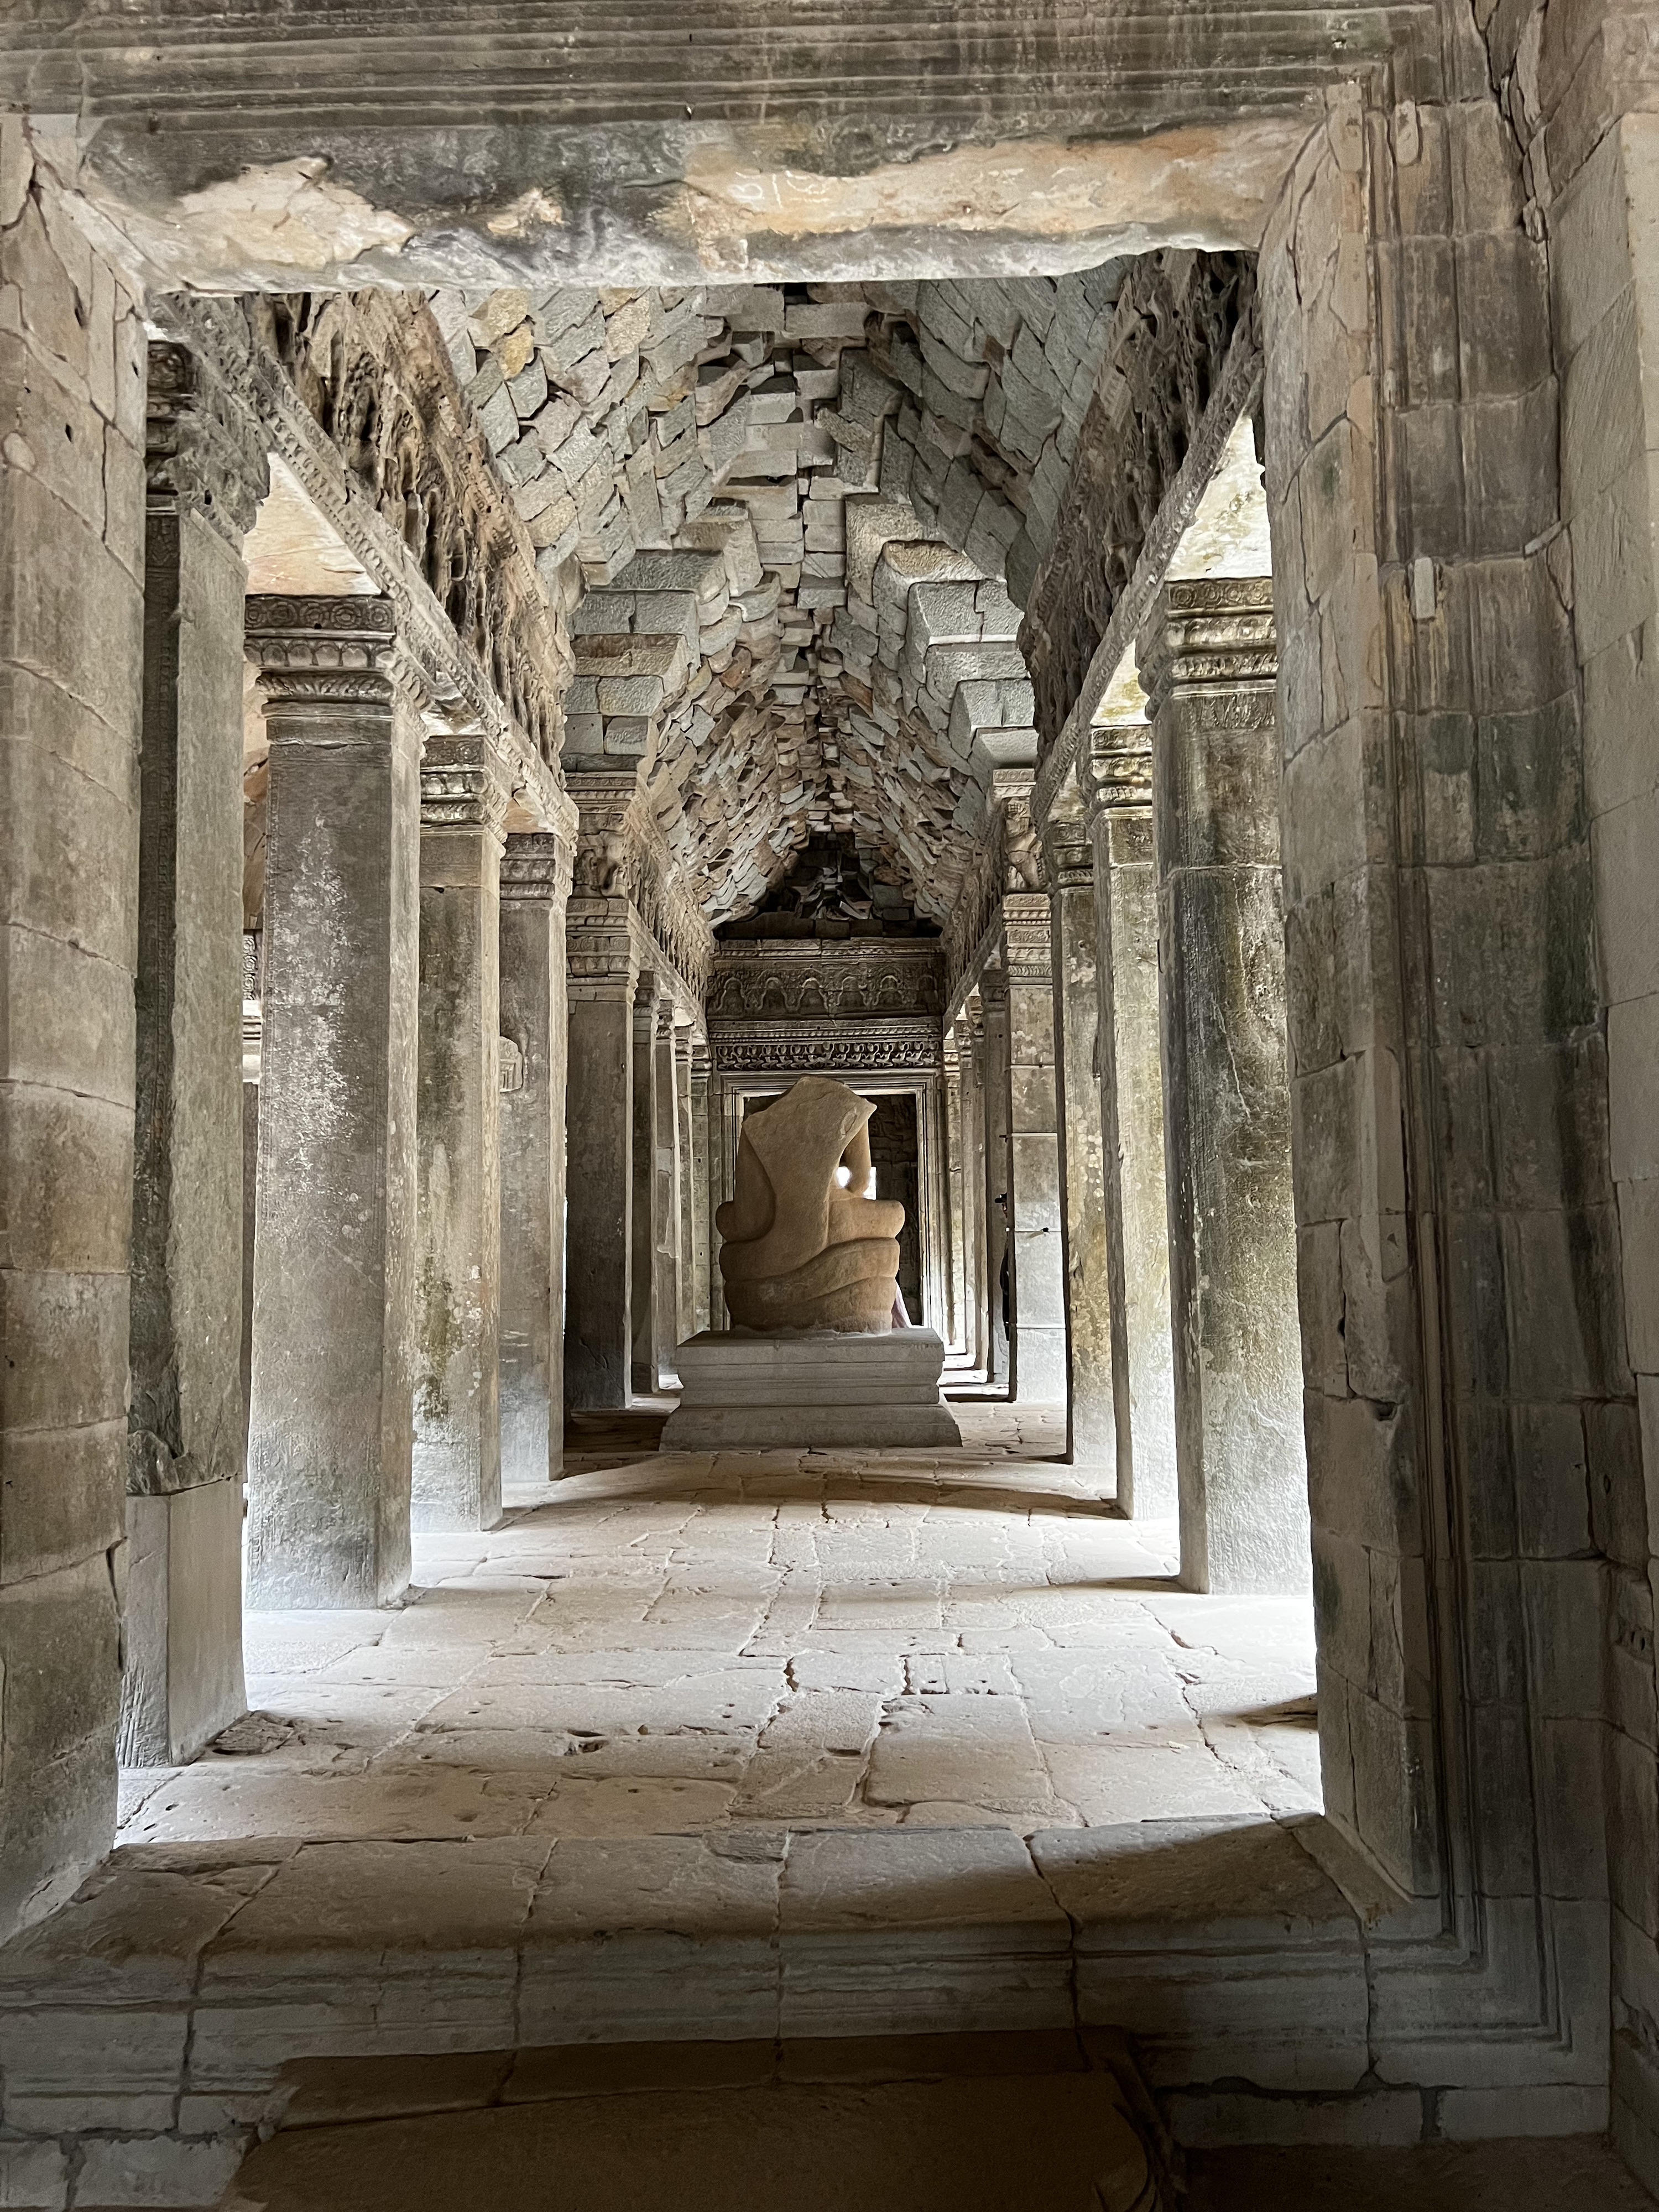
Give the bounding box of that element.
[0,1817,1614,2200]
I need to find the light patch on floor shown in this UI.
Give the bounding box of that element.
[118,1407,1319,1848]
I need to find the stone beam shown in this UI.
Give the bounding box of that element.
[1,9,1430,290]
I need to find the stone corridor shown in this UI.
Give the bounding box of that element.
[116,1411,1318,1851]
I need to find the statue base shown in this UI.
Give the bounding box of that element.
[660,1327,962,1450]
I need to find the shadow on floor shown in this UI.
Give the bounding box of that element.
[1188,2140,1656,2208]
[220,2032,1168,2211]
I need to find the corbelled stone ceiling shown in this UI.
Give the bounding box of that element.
[433,272,1136,925]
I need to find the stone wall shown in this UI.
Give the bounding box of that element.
[0,137,147,1943]
[1260,71,1617,2117]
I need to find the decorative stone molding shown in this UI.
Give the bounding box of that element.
[1041,816,1094,894]
[244,594,399,711]
[1030,292,1264,833]
[156,289,569,832]
[708,940,943,1022]
[711,1024,941,1076]
[1003,891,1053,984]
[567,765,713,1009]
[419,731,513,837]
[499,830,575,904]
[144,339,268,543]
[1136,577,1278,721]
[1084,721,1154,816]
[1023,252,1260,753]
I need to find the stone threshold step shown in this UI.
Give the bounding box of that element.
[0,1817,1610,2208]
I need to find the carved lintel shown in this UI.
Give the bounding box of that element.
[709,1021,942,1076]
[420,729,513,836]
[145,340,269,544]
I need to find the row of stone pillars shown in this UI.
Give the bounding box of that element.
[950,577,1310,1594]
[122,341,588,1762]
[243,597,577,1612]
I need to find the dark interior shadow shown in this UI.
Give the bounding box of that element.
[523,1469,1134,1524]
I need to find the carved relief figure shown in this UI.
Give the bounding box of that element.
[716,1077,905,1333]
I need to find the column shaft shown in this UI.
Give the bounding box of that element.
[653,1009,682,1386]
[979,979,1013,1393]
[1140,579,1308,1593]
[1045,821,1117,1470]
[499,831,572,1485]
[563,899,637,1412]
[244,596,419,1608]
[675,1031,696,1346]
[943,1037,969,1359]
[630,980,663,1397]
[1087,732,1179,1518]
[411,734,509,1531]
[1005,895,1068,1404]
[689,1048,712,1335]
[121,344,264,1762]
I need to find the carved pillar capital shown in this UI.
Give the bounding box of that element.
[1040,815,1095,894]
[1136,577,1277,724]
[1084,719,1154,817]
[500,830,575,905]
[1002,891,1053,985]
[145,339,269,544]
[245,594,399,717]
[420,729,512,839]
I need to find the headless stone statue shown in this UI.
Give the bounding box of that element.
[717,1076,905,1332]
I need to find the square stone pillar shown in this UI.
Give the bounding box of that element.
[959,1006,990,1380]
[1084,724,1178,1520]
[1139,578,1308,1593]
[675,1026,697,1346]
[120,343,266,1765]
[563,896,638,1413]
[1005,892,1069,1404]
[244,595,420,1609]
[654,1006,684,1387]
[499,828,573,1488]
[630,977,666,1396]
[411,731,511,1532]
[0,220,145,1940]
[943,1030,969,1360]
[689,1044,712,1335]
[1044,813,1117,1472]
[978,975,1013,1393]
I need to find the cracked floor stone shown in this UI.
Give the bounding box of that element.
[116,1407,1319,1849]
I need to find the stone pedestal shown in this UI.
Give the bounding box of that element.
[1087,724,1179,1521]
[120,343,264,1762]
[411,732,510,1532]
[661,1329,962,1449]
[1045,815,1117,1472]
[1140,580,1308,1594]
[244,595,419,1609]
[499,830,572,1488]
[1004,890,1068,1404]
